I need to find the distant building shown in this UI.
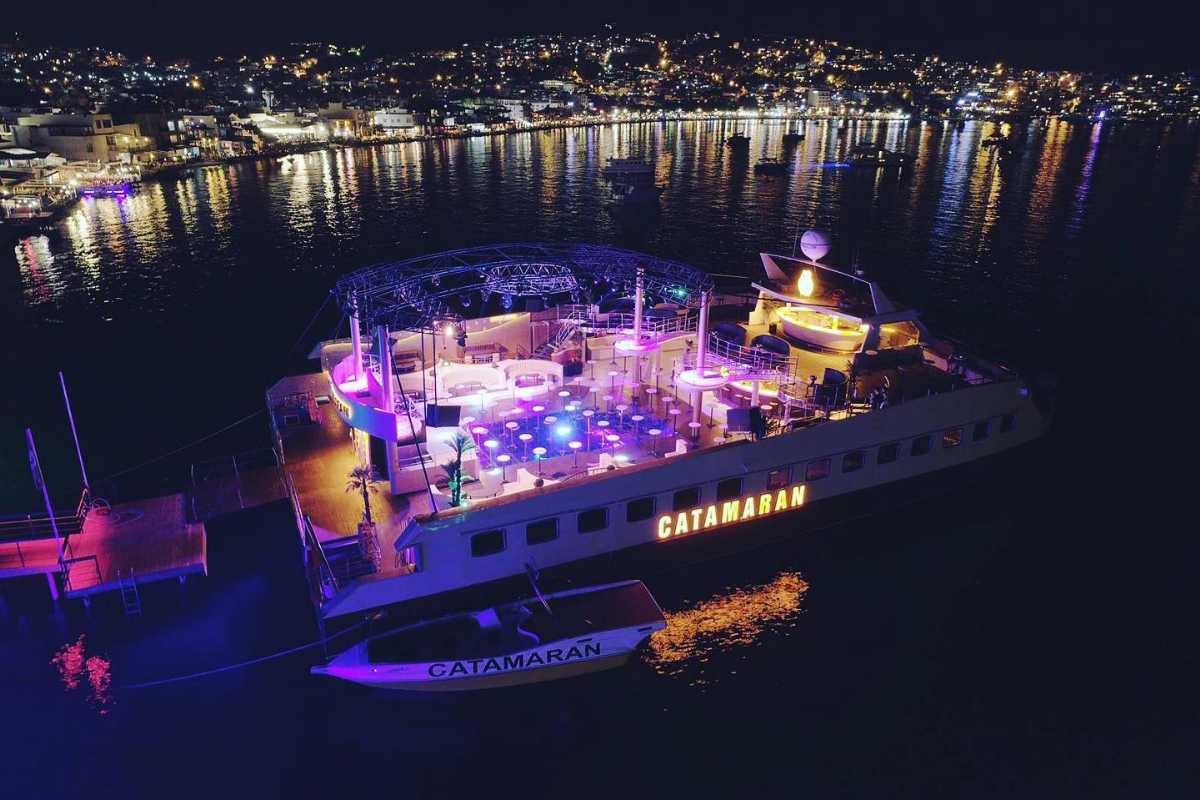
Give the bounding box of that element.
[249,111,328,142]
[805,89,833,111]
[317,102,368,138]
[374,107,417,132]
[12,113,144,162]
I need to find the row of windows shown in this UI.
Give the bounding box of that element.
[804,412,1016,481]
[467,413,1016,557]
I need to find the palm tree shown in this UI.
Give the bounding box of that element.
[440,432,476,507]
[345,465,377,525]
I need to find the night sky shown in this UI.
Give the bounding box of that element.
[14,0,1200,71]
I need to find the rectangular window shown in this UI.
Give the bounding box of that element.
[525,518,558,546]
[972,421,990,442]
[766,467,791,490]
[911,435,931,456]
[716,478,743,502]
[626,496,656,523]
[878,443,899,464]
[842,451,866,473]
[943,427,963,448]
[673,487,701,511]
[805,458,831,482]
[578,507,608,533]
[1000,413,1016,433]
[470,530,505,557]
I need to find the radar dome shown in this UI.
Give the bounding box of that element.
[799,230,830,262]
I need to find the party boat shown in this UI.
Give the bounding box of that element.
[268,240,1049,625]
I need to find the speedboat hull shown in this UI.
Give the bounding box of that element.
[312,626,655,691]
[311,580,666,691]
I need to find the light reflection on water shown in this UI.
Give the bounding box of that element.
[648,571,809,687]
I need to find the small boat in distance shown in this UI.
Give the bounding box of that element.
[726,132,751,149]
[982,133,1016,155]
[782,131,805,146]
[311,580,666,691]
[602,158,664,206]
[848,143,913,169]
[754,157,789,175]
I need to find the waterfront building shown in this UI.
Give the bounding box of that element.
[12,113,143,163]
[805,88,833,112]
[317,102,370,138]
[374,107,418,132]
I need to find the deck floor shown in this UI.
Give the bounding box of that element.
[0,493,207,597]
[271,373,430,577]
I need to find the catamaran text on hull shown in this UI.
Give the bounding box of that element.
[657,484,807,540]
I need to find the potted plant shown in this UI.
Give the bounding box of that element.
[440,432,476,507]
[346,465,381,566]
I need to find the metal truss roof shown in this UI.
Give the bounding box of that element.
[332,243,714,333]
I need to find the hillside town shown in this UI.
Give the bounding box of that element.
[2,29,1196,223]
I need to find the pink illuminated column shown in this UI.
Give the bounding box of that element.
[377,324,401,495]
[633,265,645,343]
[350,295,363,380]
[695,289,710,374]
[692,290,710,425]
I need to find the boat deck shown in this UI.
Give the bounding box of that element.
[270,372,431,577]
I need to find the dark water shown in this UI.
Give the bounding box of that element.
[2,119,1198,797]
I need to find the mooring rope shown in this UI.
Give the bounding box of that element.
[122,621,367,690]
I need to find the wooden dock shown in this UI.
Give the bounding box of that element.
[0,493,207,600]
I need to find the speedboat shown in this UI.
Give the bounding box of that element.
[726,132,750,149]
[311,580,666,691]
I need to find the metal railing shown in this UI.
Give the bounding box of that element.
[0,487,93,544]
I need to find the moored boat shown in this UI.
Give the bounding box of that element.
[311,580,666,690]
[754,157,788,175]
[848,143,912,168]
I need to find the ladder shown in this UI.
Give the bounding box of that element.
[117,569,142,617]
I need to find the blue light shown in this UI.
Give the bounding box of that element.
[555,425,572,437]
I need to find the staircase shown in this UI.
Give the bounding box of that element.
[117,569,142,616]
[62,556,102,594]
[534,316,585,358]
[323,538,378,583]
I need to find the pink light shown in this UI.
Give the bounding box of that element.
[615,338,659,353]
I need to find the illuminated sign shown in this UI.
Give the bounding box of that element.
[657,484,806,540]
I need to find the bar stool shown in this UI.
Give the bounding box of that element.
[647,428,663,456]
[532,446,547,475]
[518,432,533,460]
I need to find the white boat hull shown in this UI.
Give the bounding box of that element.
[312,625,660,691]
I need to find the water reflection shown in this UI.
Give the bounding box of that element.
[7,119,1198,359]
[648,571,809,687]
